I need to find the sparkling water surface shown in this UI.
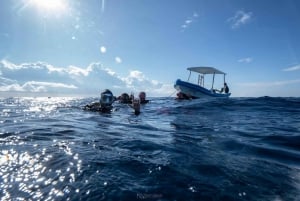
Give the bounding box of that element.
[0,97,300,200]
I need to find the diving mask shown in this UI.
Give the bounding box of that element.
[100,93,113,105]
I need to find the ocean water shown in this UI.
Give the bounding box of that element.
[0,96,300,201]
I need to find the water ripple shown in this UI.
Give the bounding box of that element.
[0,97,299,200]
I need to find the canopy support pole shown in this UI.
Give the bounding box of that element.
[212,73,215,89]
[187,70,191,81]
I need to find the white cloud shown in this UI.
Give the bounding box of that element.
[185,20,192,24]
[228,10,252,29]
[282,64,300,72]
[100,46,106,53]
[0,60,172,97]
[129,70,145,81]
[238,57,253,63]
[22,81,77,92]
[102,67,116,76]
[115,57,122,64]
[67,65,90,77]
[1,60,18,69]
[121,70,145,86]
[181,12,199,32]
[0,84,24,92]
[0,76,16,85]
[151,83,174,97]
[0,81,77,93]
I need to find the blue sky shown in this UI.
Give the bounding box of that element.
[0,0,300,97]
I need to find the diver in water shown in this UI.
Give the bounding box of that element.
[118,93,133,104]
[131,98,141,115]
[84,89,114,113]
[176,92,192,100]
[119,93,141,115]
[138,91,149,104]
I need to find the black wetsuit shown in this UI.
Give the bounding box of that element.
[140,100,149,104]
[225,86,229,93]
[84,103,112,113]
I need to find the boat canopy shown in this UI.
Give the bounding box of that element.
[187,67,225,75]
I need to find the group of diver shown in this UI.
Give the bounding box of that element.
[84,89,149,115]
[84,83,229,114]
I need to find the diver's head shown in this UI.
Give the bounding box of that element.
[120,93,130,103]
[100,89,113,107]
[139,91,146,101]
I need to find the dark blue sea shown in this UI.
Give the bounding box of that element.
[0,97,300,201]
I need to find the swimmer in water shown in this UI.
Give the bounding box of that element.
[84,89,114,113]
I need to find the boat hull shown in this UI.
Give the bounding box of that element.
[174,79,231,98]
